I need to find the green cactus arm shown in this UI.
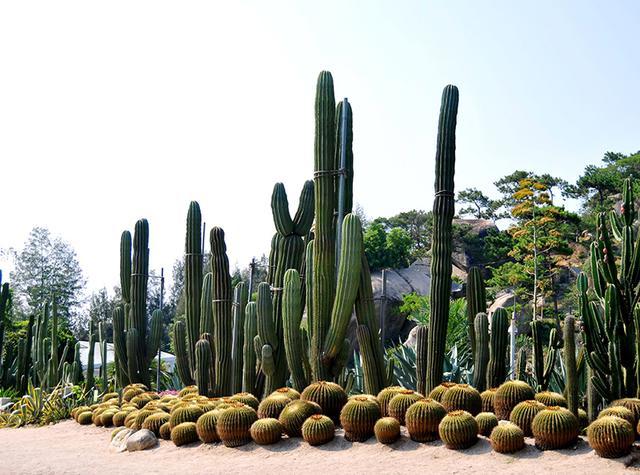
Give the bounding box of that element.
[195,338,213,396]
[304,240,314,354]
[112,306,128,383]
[425,84,459,395]
[56,341,69,378]
[334,100,353,215]
[86,324,96,390]
[486,307,508,389]
[261,344,276,376]
[415,324,428,396]
[292,180,315,236]
[609,210,623,242]
[185,201,203,374]
[253,334,263,366]
[172,319,194,386]
[271,183,295,236]
[321,214,363,362]
[357,325,383,395]
[199,272,213,336]
[256,283,277,351]
[466,267,486,361]
[267,233,282,286]
[120,231,132,306]
[563,316,578,417]
[282,269,308,391]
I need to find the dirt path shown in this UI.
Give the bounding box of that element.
[1,420,638,474]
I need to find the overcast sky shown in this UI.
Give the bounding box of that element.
[1,1,638,296]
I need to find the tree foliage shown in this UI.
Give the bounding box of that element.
[363,222,413,271]
[457,188,502,220]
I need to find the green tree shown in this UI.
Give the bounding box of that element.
[8,227,85,332]
[495,171,569,208]
[372,209,432,261]
[457,188,502,220]
[363,223,412,271]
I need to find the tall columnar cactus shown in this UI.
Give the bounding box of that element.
[85,319,96,390]
[486,307,509,389]
[578,178,640,402]
[172,320,193,385]
[531,320,560,391]
[0,274,9,377]
[282,269,308,391]
[184,201,203,375]
[415,325,428,396]
[98,322,108,391]
[563,315,578,418]
[195,338,213,396]
[242,302,258,394]
[231,281,248,394]
[473,312,489,391]
[112,219,163,387]
[466,266,486,361]
[424,84,459,395]
[256,282,286,394]
[210,227,233,396]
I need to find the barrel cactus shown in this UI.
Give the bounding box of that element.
[531,407,579,450]
[441,384,482,415]
[216,403,258,447]
[171,422,199,446]
[112,411,129,427]
[438,410,478,449]
[230,392,260,410]
[250,418,283,445]
[388,390,423,425]
[77,411,93,425]
[270,387,301,400]
[301,381,348,423]
[405,398,447,442]
[301,414,335,446]
[159,422,171,440]
[480,388,497,413]
[428,382,456,403]
[476,412,499,437]
[510,400,546,437]
[598,406,635,427]
[169,405,204,429]
[535,391,567,408]
[610,398,640,426]
[196,411,221,443]
[340,396,382,442]
[371,418,400,446]
[490,422,525,453]
[279,400,322,437]
[142,412,170,436]
[494,380,535,420]
[587,416,635,458]
[376,386,405,417]
[258,395,292,419]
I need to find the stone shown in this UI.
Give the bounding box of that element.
[126,429,158,452]
[110,428,134,453]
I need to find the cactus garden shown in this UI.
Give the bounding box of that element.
[1,4,639,474]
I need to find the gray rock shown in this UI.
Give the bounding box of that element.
[126,429,158,452]
[110,428,134,453]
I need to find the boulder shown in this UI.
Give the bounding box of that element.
[126,429,158,452]
[110,428,134,453]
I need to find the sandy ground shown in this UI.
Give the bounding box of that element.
[1,420,639,475]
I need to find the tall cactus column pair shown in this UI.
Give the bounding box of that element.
[417,84,459,395]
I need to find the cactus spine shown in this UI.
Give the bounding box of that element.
[424,84,459,395]
[486,307,509,389]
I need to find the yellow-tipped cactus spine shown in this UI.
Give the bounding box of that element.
[490,423,525,453]
[374,417,401,444]
[598,406,635,427]
[534,391,567,408]
[340,396,381,442]
[438,410,478,449]
[531,407,579,450]
[588,416,635,458]
[301,414,335,446]
[428,382,456,403]
[405,398,447,442]
[250,418,283,445]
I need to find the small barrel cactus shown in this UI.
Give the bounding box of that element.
[77,411,94,425]
[169,405,205,429]
[271,387,301,400]
[490,422,525,453]
[250,418,283,445]
[112,411,129,427]
[279,400,322,437]
[598,406,635,427]
[428,382,457,402]
[534,391,567,408]
[301,381,348,423]
[230,392,260,410]
[132,409,156,430]
[441,384,482,415]
[494,380,535,420]
[100,410,119,427]
[376,386,405,417]
[340,396,382,442]
[374,417,401,444]
[610,398,640,426]
[142,412,170,436]
[159,422,172,440]
[258,394,292,419]
[438,410,478,449]
[480,388,497,413]
[216,403,259,447]
[476,412,499,437]
[510,400,546,437]
[388,390,423,425]
[531,406,579,450]
[578,409,589,432]
[196,411,221,443]
[171,422,199,446]
[178,385,199,397]
[405,398,447,442]
[301,414,335,446]
[587,416,635,458]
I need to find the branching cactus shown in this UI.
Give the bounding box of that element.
[423,84,459,394]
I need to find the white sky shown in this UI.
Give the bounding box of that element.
[1,1,639,296]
